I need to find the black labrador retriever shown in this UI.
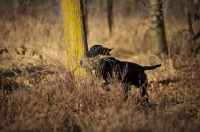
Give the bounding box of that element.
[79,45,161,101]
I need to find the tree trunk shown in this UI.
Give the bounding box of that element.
[187,0,200,55]
[150,0,168,58]
[130,0,136,16]
[82,0,88,36]
[61,0,88,77]
[107,0,113,35]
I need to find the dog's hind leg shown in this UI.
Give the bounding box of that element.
[139,80,149,103]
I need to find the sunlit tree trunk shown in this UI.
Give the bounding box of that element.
[150,0,168,58]
[61,0,88,77]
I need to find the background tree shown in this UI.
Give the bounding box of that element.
[82,0,88,36]
[187,0,200,55]
[107,0,113,35]
[149,0,168,58]
[130,0,136,16]
[61,0,88,77]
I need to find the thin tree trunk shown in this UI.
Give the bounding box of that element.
[107,0,113,35]
[61,0,88,77]
[130,0,136,16]
[82,0,88,36]
[150,0,168,58]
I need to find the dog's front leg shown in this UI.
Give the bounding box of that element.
[101,80,110,91]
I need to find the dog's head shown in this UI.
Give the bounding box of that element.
[86,45,113,57]
[79,45,113,70]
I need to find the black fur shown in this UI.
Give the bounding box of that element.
[86,45,113,57]
[96,57,161,101]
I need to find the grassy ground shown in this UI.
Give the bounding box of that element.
[1,3,200,131]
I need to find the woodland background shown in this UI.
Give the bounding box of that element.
[0,0,200,131]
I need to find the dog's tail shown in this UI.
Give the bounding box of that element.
[143,64,161,70]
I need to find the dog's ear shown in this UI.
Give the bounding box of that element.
[107,47,113,55]
[108,47,113,52]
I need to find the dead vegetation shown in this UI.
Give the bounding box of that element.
[1,58,200,131]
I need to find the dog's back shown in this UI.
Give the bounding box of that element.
[96,57,161,87]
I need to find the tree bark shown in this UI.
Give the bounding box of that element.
[130,0,136,16]
[61,0,88,77]
[107,0,113,35]
[150,0,168,58]
[82,0,88,36]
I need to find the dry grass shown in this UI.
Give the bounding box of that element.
[1,1,200,131]
[1,61,200,131]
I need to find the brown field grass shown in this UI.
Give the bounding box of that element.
[1,1,200,131]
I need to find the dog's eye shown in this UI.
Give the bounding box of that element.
[86,52,90,57]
